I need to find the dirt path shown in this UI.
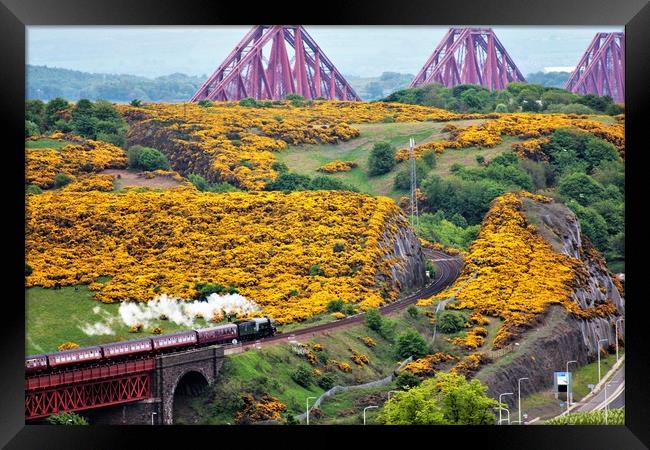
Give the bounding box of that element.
[102,169,184,189]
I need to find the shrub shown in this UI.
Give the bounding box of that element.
[285,94,305,107]
[495,103,508,113]
[291,365,314,387]
[152,327,162,335]
[381,115,396,123]
[195,282,237,300]
[53,173,72,188]
[333,242,345,253]
[188,173,209,191]
[407,305,419,318]
[326,299,344,313]
[395,329,429,359]
[26,184,42,195]
[130,99,142,107]
[318,374,336,390]
[239,97,259,107]
[57,342,80,351]
[422,149,437,169]
[342,303,357,316]
[368,142,396,176]
[46,411,89,425]
[365,308,383,332]
[437,311,466,334]
[475,155,485,165]
[271,161,289,174]
[127,145,170,171]
[25,262,33,276]
[198,100,213,107]
[395,371,421,390]
[309,264,322,276]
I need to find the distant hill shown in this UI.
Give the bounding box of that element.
[26,65,572,103]
[525,71,571,88]
[345,72,414,101]
[27,65,205,103]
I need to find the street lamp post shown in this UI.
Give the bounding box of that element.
[503,408,510,425]
[602,381,616,425]
[151,411,157,426]
[306,396,317,425]
[499,392,513,425]
[518,378,529,425]
[566,360,578,411]
[363,406,378,425]
[597,339,608,382]
[615,317,624,362]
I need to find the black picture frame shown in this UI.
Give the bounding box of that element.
[3,0,648,448]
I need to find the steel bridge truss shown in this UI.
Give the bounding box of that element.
[25,359,154,420]
[410,27,525,91]
[190,25,361,102]
[564,32,625,104]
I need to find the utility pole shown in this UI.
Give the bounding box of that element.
[409,137,419,230]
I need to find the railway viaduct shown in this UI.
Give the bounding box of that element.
[26,345,225,425]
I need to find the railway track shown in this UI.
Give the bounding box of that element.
[238,249,464,350]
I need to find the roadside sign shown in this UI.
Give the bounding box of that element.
[554,371,571,393]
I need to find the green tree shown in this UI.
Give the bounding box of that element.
[395,329,429,359]
[46,411,89,425]
[558,173,606,206]
[566,201,610,251]
[25,120,39,138]
[380,372,498,425]
[368,142,396,176]
[583,137,619,173]
[44,97,70,130]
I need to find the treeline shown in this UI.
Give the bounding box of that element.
[381,82,623,115]
[27,65,204,103]
[418,129,624,267]
[26,98,127,147]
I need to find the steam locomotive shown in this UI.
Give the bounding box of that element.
[25,317,276,375]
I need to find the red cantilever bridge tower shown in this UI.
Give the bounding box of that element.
[564,32,625,104]
[410,27,525,90]
[190,25,361,102]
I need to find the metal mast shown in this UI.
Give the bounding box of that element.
[409,137,419,230]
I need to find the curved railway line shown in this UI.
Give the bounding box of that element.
[237,249,464,350]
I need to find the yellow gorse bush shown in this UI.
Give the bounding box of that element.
[395,113,624,161]
[317,160,358,173]
[118,101,480,190]
[421,192,618,348]
[26,138,127,188]
[26,189,412,324]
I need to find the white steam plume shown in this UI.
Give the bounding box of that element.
[118,293,260,328]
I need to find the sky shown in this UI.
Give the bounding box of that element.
[26,26,623,79]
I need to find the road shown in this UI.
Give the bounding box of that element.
[238,248,464,350]
[572,365,625,413]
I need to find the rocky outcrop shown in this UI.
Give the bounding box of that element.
[377,213,427,293]
[477,198,624,403]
